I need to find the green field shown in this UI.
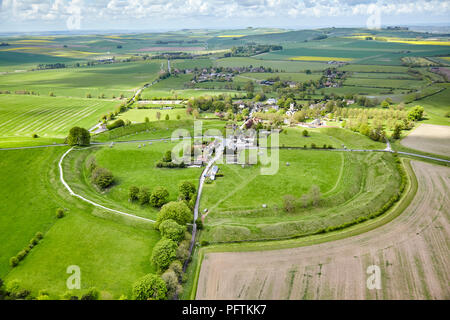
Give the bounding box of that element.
[63,141,203,221]
[0,95,118,138]
[0,147,160,299]
[0,61,161,99]
[118,107,190,123]
[214,57,328,72]
[200,150,401,242]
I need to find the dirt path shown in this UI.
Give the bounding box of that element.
[196,160,450,300]
[401,124,450,157]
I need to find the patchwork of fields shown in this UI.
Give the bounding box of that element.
[0,27,449,301]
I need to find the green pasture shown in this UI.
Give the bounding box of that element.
[118,107,190,123]
[200,151,401,242]
[63,142,203,220]
[0,147,160,299]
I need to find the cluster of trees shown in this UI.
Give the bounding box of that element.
[129,185,170,208]
[156,150,187,168]
[226,44,283,57]
[132,182,197,300]
[283,185,321,213]
[9,232,43,268]
[66,127,90,146]
[37,63,66,70]
[87,156,114,190]
[0,278,100,300]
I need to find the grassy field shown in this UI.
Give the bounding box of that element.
[214,57,328,72]
[63,142,203,221]
[0,95,118,138]
[417,84,450,126]
[0,147,161,299]
[118,107,191,123]
[200,150,401,242]
[239,72,322,82]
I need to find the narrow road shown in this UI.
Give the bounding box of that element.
[183,144,223,271]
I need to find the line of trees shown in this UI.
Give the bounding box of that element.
[132,181,197,300]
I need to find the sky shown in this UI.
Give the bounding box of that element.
[0,0,449,33]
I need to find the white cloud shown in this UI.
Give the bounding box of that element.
[0,0,449,30]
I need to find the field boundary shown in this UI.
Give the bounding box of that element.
[187,157,418,299]
[58,147,156,223]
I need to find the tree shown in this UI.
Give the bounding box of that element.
[310,185,321,206]
[176,114,181,120]
[178,181,196,201]
[150,186,170,208]
[129,186,140,201]
[138,187,150,205]
[66,127,90,146]
[300,194,310,208]
[132,273,167,300]
[56,208,65,219]
[151,238,178,271]
[156,201,193,228]
[283,195,297,213]
[156,111,161,121]
[302,129,309,137]
[161,269,181,299]
[159,219,186,242]
[163,150,172,162]
[81,287,99,300]
[165,114,170,121]
[407,105,424,121]
[244,81,254,93]
[392,123,402,139]
[91,167,114,189]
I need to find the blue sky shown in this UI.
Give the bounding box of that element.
[1,0,449,32]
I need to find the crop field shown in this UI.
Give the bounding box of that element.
[239,72,321,82]
[344,78,426,90]
[0,95,118,137]
[214,57,328,72]
[196,161,449,300]
[401,124,450,157]
[0,61,161,99]
[289,56,354,62]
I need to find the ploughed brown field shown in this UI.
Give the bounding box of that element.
[196,161,450,300]
[401,124,450,157]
